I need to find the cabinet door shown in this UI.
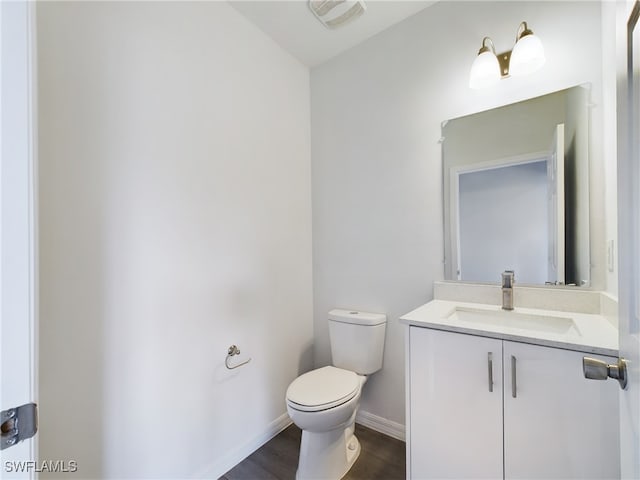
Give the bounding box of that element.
[503,341,620,479]
[409,327,503,479]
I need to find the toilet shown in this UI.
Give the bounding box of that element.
[286,309,387,480]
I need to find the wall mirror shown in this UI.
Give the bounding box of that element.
[442,85,590,287]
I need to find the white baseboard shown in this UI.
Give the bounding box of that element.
[196,412,292,479]
[197,409,403,478]
[356,410,406,442]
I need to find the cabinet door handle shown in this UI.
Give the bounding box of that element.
[511,355,517,398]
[487,352,494,392]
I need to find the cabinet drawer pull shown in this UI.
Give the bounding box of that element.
[487,352,494,392]
[511,355,517,398]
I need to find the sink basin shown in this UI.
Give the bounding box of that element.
[446,307,579,335]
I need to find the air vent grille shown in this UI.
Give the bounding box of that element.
[308,0,366,29]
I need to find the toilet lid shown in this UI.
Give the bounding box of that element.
[286,366,359,412]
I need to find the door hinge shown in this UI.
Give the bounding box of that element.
[1,403,37,450]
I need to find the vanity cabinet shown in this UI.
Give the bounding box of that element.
[408,327,620,480]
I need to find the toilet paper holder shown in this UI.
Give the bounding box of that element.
[225,345,251,370]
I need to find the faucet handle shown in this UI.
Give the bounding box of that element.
[502,270,515,288]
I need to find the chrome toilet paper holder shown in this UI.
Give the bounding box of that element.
[225,345,251,370]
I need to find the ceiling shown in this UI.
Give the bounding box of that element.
[229,1,437,67]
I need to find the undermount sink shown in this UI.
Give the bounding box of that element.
[446,307,580,335]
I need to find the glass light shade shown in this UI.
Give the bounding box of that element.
[509,33,545,76]
[469,50,500,89]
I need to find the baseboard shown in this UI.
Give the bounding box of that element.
[356,410,406,442]
[196,412,292,479]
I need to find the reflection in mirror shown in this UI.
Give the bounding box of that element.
[442,85,590,287]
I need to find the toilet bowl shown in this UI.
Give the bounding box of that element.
[285,309,387,480]
[286,366,367,480]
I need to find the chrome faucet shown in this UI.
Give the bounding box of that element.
[502,270,515,310]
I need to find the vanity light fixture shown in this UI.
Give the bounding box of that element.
[469,21,546,89]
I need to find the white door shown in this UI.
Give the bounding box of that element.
[503,342,619,479]
[547,123,565,284]
[619,1,640,477]
[409,327,503,479]
[0,1,38,477]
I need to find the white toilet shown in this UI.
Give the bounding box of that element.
[286,309,387,480]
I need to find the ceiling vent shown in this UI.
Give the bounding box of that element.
[308,0,367,29]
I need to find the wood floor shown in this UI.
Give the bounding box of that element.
[220,423,406,480]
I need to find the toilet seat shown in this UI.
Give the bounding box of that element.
[286,366,359,412]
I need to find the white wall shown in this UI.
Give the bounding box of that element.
[311,1,613,426]
[37,2,312,478]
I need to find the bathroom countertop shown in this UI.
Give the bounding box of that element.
[400,300,619,356]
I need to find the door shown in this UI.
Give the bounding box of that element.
[619,1,640,477]
[409,327,503,479]
[503,342,619,479]
[453,155,549,284]
[547,123,565,284]
[0,1,38,477]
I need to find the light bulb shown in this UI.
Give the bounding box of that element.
[510,33,545,77]
[469,50,500,89]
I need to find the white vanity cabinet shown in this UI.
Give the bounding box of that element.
[408,326,620,480]
[409,327,504,479]
[502,341,619,479]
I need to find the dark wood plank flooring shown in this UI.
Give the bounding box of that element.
[220,423,405,480]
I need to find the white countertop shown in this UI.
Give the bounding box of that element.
[400,300,619,356]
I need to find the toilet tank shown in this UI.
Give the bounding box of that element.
[328,309,387,375]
